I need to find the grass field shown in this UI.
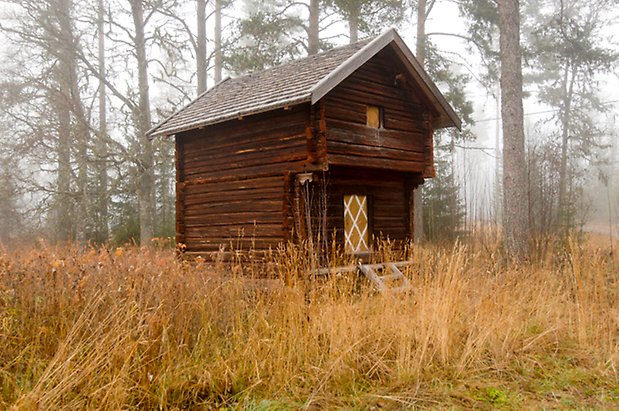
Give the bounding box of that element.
[1,235,617,409]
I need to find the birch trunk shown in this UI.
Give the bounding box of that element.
[349,6,359,43]
[197,0,207,93]
[308,0,319,55]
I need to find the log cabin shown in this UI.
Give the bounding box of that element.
[148,29,461,259]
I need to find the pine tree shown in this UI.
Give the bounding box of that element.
[327,0,405,43]
[423,134,466,241]
[529,0,618,233]
[498,0,529,260]
[226,0,307,73]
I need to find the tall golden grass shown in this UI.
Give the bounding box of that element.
[0,236,617,409]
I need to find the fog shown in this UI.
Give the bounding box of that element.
[0,0,617,247]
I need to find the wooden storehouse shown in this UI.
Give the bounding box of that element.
[148,29,461,258]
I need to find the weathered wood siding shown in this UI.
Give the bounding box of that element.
[176,105,311,253]
[323,47,434,176]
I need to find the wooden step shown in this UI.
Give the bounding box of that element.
[378,273,403,281]
[312,261,414,293]
[358,261,412,292]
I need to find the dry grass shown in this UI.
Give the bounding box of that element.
[0,236,617,409]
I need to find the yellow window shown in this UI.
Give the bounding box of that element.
[366,105,382,128]
[344,195,370,254]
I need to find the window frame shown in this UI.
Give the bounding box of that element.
[366,105,384,129]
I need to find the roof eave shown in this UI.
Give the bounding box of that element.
[147,77,232,139]
[389,35,462,131]
[148,94,313,139]
[434,116,461,130]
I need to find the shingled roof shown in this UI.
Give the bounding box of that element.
[148,29,461,138]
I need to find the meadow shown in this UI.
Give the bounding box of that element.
[0,235,617,409]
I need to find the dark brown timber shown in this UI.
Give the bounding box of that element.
[164,32,458,258]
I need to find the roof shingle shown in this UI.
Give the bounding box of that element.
[148,38,372,138]
[148,29,462,137]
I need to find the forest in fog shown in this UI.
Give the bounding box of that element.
[1,2,618,406]
[0,0,617,249]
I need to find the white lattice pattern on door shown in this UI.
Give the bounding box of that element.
[344,195,369,253]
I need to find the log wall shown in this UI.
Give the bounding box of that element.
[176,104,312,254]
[323,47,434,175]
[175,47,437,255]
[323,166,410,245]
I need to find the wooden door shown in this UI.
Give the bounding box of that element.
[343,194,370,254]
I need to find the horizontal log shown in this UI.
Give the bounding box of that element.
[182,121,305,153]
[327,153,424,172]
[184,150,307,178]
[328,165,407,178]
[185,222,285,236]
[327,125,425,153]
[183,134,306,166]
[184,237,285,251]
[183,175,283,192]
[327,140,424,164]
[184,215,283,228]
[328,80,419,108]
[181,104,308,145]
[184,199,281,216]
[183,186,282,206]
[183,209,282,221]
[184,232,286,242]
[183,159,309,181]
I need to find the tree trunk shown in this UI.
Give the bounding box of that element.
[130,0,155,245]
[54,0,77,243]
[413,0,426,243]
[55,60,72,242]
[349,6,359,43]
[214,0,222,83]
[557,63,576,232]
[96,0,109,242]
[55,0,92,244]
[197,0,207,93]
[157,142,175,236]
[494,83,502,225]
[498,0,529,260]
[308,0,319,54]
[0,163,20,245]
